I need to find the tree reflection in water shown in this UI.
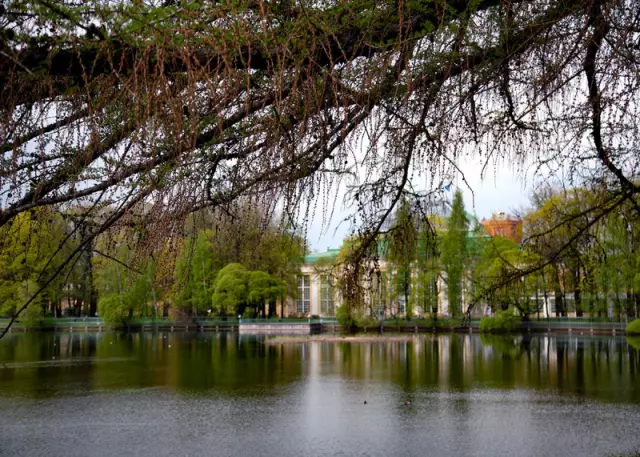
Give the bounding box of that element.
[0,333,638,403]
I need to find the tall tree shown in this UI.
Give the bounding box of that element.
[174,231,215,316]
[3,0,640,332]
[212,263,249,317]
[173,207,305,317]
[413,223,441,317]
[0,209,70,323]
[93,234,159,325]
[441,191,469,317]
[386,198,417,319]
[248,271,285,318]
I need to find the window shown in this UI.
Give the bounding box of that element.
[390,270,407,315]
[296,275,311,314]
[320,275,334,315]
[371,272,388,318]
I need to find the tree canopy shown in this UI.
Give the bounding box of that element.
[2,0,640,325]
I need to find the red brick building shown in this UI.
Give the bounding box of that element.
[481,212,523,244]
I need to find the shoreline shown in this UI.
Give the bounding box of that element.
[263,335,420,344]
[0,327,632,337]
[1,318,633,337]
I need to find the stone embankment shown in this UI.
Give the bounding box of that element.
[0,317,632,335]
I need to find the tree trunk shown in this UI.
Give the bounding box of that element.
[574,271,583,317]
[81,221,97,316]
[404,270,410,321]
[553,265,564,317]
[89,293,97,317]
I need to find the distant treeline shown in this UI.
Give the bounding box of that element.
[0,205,305,326]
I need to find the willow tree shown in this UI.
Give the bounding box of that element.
[2,0,640,333]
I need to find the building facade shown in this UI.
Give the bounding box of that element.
[480,212,523,244]
[280,249,473,318]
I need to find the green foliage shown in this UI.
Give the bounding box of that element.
[19,280,45,328]
[336,305,353,327]
[472,235,539,315]
[1,204,304,328]
[242,307,256,318]
[98,294,130,327]
[480,307,522,332]
[248,270,285,317]
[626,337,640,350]
[441,190,469,317]
[431,317,462,330]
[335,236,376,324]
[525,188,640,318]
[248,271,284,304]
[93,234,158,324]
[173,231,215,315]
[413,226,440,316]
[355,315,378,329]
[173,209,305,317]
[0,210,70,319]
[626,319,640,335]
[386,198,417,319]
[212,263,249,316]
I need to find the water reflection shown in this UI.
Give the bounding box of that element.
[311,334,640,403]
[1,333,640,457]
[0,332,638,403]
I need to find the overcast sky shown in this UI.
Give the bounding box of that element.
[304,156,534,252]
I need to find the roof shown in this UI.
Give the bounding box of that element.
[304,249,340,264]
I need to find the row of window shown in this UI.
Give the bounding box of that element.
[296,275,335,315]
[296,273,416,316]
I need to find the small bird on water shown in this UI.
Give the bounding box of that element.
[404,400,412,406]
[364,400,367,405]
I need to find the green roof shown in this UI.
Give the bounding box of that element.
[304,249,340,264]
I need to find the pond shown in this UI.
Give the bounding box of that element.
[1,332,639,457]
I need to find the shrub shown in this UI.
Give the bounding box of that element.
[98,294,129,327]
[21,303,44,329]
[335,305,354,327]
[355,315,378,329]
[480,307,521,332]
[437,317,462,330]
[242,307,256,319]
[626,319,640,335]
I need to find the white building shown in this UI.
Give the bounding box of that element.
[280,249,461,318]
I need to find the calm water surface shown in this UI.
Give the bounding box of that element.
[1,332,639,457]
